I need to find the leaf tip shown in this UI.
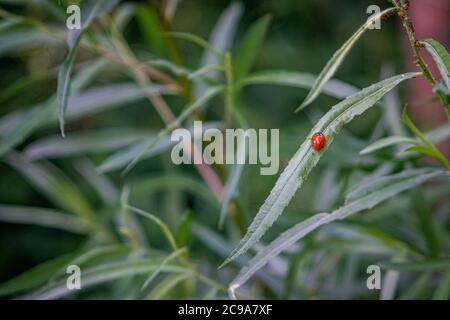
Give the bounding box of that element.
[228,284,239,300]
[58,118,66,138]
[218,258,231,270]
[295,102,307,113]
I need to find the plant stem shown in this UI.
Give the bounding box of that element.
[390,0,435,85]
[391,0,450,121]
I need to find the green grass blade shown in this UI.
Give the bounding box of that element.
[410,189,440,258]
[0,59,109,157]
[167,31,222,60]
[25,259,188,300]
[359,136,418,155]
[297,7,396,111]
[126,205,178,251]
[175,210,193,247]
[136,4,166,56]
[0,205,88,234]
[57,0,119,136]
[201,2,242,67]
[380,259,450,272]
[128,173,218,208]
[145,273,191,300]
[402,109,450,169]
[233,15,271,81]
[4,152,95,222]
[238,70,359,99]
[24,129,149,160]
[122,86,222,175]
[433,270,450,300]
[345,168,433,204]
[220,72,419,268]
[0,253,77,297]
[141,247,187,291]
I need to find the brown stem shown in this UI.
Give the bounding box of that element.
[391,0,436,84]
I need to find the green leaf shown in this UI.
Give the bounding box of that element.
[421,39,450,92]
[24,129,150,160]
[74,159,118,204]
[234,15,271,81]
[201,2,242,67]
[402,108,430,144]
[339,223,420,258]
[175,210,193,247]
[0,29,56,56]
[400,272,432,299]
[57,36,81,137]
[129,174,218,207]
[359,136,418,155]
[228,169,445,298]
[0,253,76,297]
[405,145,450,169]
[426,122,450,145]
[25,258,188,300]
[0,205,88,234]
[57,0,119,136]
[219,141,245,229]
[147,59,222,80]
[126,205,178,251]
[220,72,419,268]
[141,247,187,291]
[0,83,172,154]
[410,189,440,258]
[145,273,190,299]
[193,2,242,100]
[402,109,450,169]
[238,70,359,99]
[167,31,222,60]
[136,4,166,56]
[296,7,396,111]
[4,152,95,222]
[380,259,450,272]
[433,270,450,300]
[97,137,173,173]
[122,86,223,174]
[0,73,49,105]
[345,168,432,204]
[0,59,109,157]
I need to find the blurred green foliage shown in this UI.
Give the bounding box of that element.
[0,0,449,300]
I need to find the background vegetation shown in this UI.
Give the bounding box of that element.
[0,0,449,299]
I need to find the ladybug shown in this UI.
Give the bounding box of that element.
[311,132,326,151]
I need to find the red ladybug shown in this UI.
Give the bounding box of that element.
[311,132,326,151]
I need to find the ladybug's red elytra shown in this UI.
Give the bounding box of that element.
[311,132,326,151]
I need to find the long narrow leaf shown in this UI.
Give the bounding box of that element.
[0,205,88,234]
[0,59,109,157]
[234,15,271,81]
[238,70,359,99]
[421,39,450,92]
[57,0,119,136]
[220,72,419,268]
[228,169,445,299]
[297,7,396,111]
[359,136,418,155]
